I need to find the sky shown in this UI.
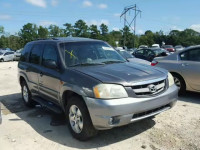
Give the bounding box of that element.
[0,0,200,35]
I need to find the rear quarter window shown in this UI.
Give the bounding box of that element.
[20,44,33,62]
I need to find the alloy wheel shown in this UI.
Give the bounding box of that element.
[69,105,83,134]
[23,85,29,102]
[174,77,181,88]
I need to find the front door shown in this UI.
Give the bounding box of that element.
[179,48,200,91]
[38,44,61,104]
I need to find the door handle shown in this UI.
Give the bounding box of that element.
[182,63,189,67]
[40,72,43,77]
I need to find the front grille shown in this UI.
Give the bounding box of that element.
[132,79,166,96]
[132,104,170,119]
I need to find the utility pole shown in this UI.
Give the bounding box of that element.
[120,5,141,48]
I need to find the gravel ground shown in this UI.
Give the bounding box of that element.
[0,62,200,150]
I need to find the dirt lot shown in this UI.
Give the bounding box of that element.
[0,62,200,150]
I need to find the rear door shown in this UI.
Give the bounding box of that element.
[26,44,43,96]
[38,44,61,103]
[179,48,200,91]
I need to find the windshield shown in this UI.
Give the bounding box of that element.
[60,41,126,67]
[119,50,134,59]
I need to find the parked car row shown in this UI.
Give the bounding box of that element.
[0,49,22,62]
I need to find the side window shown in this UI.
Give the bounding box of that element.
[4,52,9,56]
[20,44,32,62]
[180,49,200,61]
[42,45,58,68]
[135,50,144,55]
[29,44,43,64]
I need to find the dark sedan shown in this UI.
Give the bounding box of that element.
[133,48,168,62]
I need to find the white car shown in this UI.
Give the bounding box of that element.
[152,44,160,48]
[14,49,22,61]
[0,51,15,62]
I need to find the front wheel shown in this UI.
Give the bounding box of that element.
[66,96,97,141]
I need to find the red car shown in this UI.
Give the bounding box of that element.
[163,45,175,52]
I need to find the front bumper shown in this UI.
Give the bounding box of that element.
[84,84,178,130]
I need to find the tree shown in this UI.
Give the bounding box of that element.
[74,20,89,37]
[38,26,48,38]
[100,23,108,35]
[48,25,61,37]
[120,26,136,48]
[19,23,38,45]
[0,26,4,34]
[89,25,100,39]
[63,23,74,37]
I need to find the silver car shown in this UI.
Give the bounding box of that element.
[153,46,200,94]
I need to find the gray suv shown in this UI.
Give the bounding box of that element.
[18,37,178,140]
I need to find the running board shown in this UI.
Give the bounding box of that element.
[32,97,63,114]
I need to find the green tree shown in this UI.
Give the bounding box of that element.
[74,20,89,37]
[19,23,38,45]
[38,26,48,38]
[48,25,61,37]
[100,23,108,35]
[89,25,100,39]
[63,23,74,37]
[0,26,4,34]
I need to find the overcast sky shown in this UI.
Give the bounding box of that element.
[0,0,200,34]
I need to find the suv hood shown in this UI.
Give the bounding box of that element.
[72,62,167,86]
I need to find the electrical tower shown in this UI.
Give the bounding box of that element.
[120,4,141,48]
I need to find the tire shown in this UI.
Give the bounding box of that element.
[172,74,186,95]
[0,59,4,62]
[21,81,35,107]
[66,96,98,141]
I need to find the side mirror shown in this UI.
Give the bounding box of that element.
[43,60,58,69]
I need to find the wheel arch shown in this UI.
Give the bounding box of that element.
[170,71,187,87]
[62,90,86,111]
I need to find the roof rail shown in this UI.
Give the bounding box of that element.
[36,38,54,41]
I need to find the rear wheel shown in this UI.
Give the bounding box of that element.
[66,96,97,141]
[173,74,186,95]
[21,81,35,107]
[0,59,4,62]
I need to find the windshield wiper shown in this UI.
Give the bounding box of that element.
[102,60,126,64]
[69,62,105,67]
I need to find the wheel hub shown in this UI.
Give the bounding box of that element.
[69,105,83,133]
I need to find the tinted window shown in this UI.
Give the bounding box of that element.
[20,44,32,62]
[29,44,43,64]
[180,49,200,61]
[42,45,58,67]
[135,50,144,55]
[4,52,9,56]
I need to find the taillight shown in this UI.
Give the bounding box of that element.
[151,61,158,66]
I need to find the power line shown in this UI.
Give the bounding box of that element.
[120,5,141,47]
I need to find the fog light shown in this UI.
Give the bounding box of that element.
[109,117,114,125]
[108,117,120,125]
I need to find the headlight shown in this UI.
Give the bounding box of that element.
[168,72,174,87]
[93,84,128,99]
